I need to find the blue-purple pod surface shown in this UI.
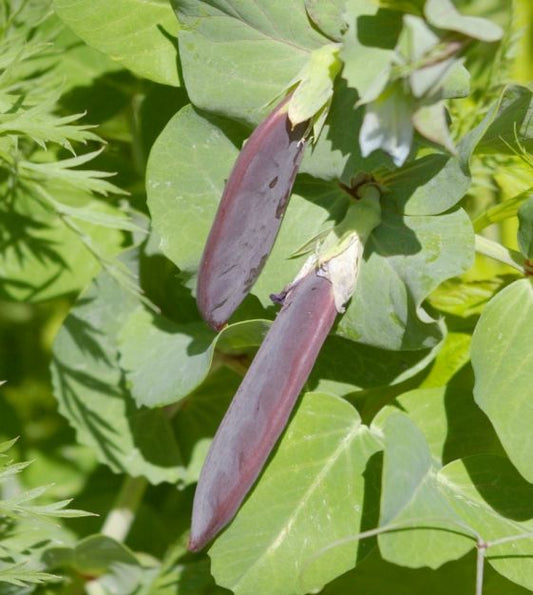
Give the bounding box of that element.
[189,268,337,551]
[197,96,309,331]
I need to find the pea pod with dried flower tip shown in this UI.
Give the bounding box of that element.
[197,95,309,331]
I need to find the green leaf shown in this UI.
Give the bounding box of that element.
[417,331,472,388]
[374,412,473,569]
[74,535,137,575]
[305,0,347,41]
[340,0,402,104]
[439,455,533,591]
[460,85,533,164]
[173,0,326,125]
[118,307,270,408]
[471,279,533,483]
[518,196,533,259]
[118,308,214,408]
[412,103,455,154]
[209,392,381,595]
[477,86,533,155]
[46,535,149,594]
[53,0,180,86]
[48,200,143,233]
[52,24,123,92]
[0,565,60,588]
[0,437,19,455]
[337,206,474,350]
[21,150,126,196]
[0,99,100,150]
[428,275,506,319]
[399,15,456,100]
[438,59,471,99]
[386,153,471,215]
[424,0,503,42]
[287,44,342,126]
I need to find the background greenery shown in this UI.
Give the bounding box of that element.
[1,0,533,593]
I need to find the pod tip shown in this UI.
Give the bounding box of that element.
[187,535,203,553]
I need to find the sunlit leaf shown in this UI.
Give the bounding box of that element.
[471,279,533,483]
[373,412,473,569]
[172,0,326,125]
[424,0,503,42]
[305,0,347,41]
[53,0,180,85]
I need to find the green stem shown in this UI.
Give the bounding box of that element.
[100,475,148,542]
[475,234,525,273]
[476,542,486,595]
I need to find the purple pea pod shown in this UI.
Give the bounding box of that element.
[189,267,337,552]
[197,95,309,331]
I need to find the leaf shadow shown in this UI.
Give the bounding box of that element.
[0,268,66,301]
[356,450,383,564]
[63,304,111,365]
[156,23,184,86]
[441,364,533,523]
[53,350,184,472]
[139,252,201,325]
[148,311,215,357]
[462,452,533,523]
[52,356,126,472]
[369,205,422,257]
[356,9,403,50]
[309,335,433,392]
[442,363,506,465]
[0,197,77,300]
[0,209,69,266]
[59,70,137,125]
